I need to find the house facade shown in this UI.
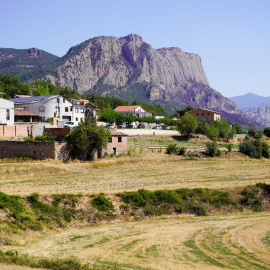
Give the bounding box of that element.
[11,95,74,123]
[0,98,14,125]
[188,108,221,123]
[114,105,152,117]
[11,96,98,124]
[105,130,128,155]
[69,99,98,123]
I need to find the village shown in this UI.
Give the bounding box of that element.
[0,93,228,160]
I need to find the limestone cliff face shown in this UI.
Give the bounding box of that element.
[44,34,247,122]
[245,106,270,127]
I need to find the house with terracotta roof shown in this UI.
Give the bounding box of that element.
[14,108,40,122]
[114,105,152,118]
[188,108,221,123]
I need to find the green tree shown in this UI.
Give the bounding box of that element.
[248,124,257,137]
[65,119,111,160]
[264,127,270,138]
[98,110,121,124]
[174,105,194,118]
[206,125,219,141]
[233,123,244,134]
[196,120,208,135]
[178,114,198,137]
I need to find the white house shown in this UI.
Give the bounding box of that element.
[11,95,74,123]
[114,105,152,117]
[0,98,14,125]
[69,99,98,123]
[11,96,99,124]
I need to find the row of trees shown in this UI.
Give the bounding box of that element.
[98,110,178,126]
[87,93,168,116]
[0,75,82,100]
[177,113,242,140]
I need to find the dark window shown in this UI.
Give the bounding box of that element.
[108,137,112,143]
[76,117,78,121]
[118,136,122,143]
[65,107,68,112]
[202,113,204,115]
[6,109,10,120]
[63,99,65,103]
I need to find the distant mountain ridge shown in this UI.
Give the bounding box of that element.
[0,48,58,77]
[0,34,253,124]
[228,93,270,127]
[228,92,270,111]
[245,106,270,127]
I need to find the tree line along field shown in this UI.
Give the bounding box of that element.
[0,139,270,269]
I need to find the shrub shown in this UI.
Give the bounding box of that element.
[166,144,179,154]
[239,139,270,159]
[254,131,263,139]
[264,127,270,138]
[178,147,186,155]
[248,124,257,137]
[90,195,114,212]
[226,144,233,152]
[46,118,54,125]
[240,188,262,211]
[34,133,55,142]
[205,142,221,157]
[187,203,207,216]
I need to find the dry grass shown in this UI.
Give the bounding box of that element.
[1,144,270,269]
[0,150,270,196]
[2,212,270,269]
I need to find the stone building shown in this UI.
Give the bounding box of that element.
[188,108,221,123]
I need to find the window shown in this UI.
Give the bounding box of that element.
[202,113,204,115]
[108,137,112,143]
[70,107,73,111]
[65,107,69,112]
[75,108,79,113]
[39,106,45,112]
[118,136,122,143]
[63,99,65,103]
[80,108,84,113]
[6,109,10,120]
[76,117,78,121]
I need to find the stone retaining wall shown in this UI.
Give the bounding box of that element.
[0,141,69,160]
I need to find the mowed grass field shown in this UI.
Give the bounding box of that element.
[0,149,270,196]
[2,213,270,270]
[1,145,270,269]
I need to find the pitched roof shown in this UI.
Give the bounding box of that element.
[14,108,39,116]
[114,105,141,112]
[11,95,56,104]
[189,108,221,114]
[110,130,128,136]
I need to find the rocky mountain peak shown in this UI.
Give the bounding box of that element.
[27,48,41,58]
[22,33,250,124]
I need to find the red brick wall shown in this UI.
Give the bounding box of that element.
[0,126,28,138]
[106,135,128,155]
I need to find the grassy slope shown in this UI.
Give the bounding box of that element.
[0,140,270,269]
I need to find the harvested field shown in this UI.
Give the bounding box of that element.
[0,150,270,195]
[2,212,270,269]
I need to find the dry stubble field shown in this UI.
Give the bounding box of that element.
[1,147,270,269]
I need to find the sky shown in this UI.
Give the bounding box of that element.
[1,0,270,97]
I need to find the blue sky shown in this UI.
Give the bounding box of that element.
[1,0,270,97]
